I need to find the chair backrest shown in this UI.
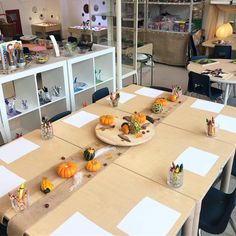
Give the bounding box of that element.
[150,86,172,93]
[68,36,77,43]
[188,71,211,97]
[48,111,71,123]
[232,153,236,177]
[213,45,232,59]
[92,87,109,103]
[188,34,198,59]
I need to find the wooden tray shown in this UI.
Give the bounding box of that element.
[95,118,155,146]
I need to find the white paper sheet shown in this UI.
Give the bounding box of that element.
[106,92,136,104]
[0,138,39,164]
[51,212,112,236]
[191,99,224,113]
[117,197,180,236]
[135,87,163,98]
[63,111,98,128]
[0,166,25,197]
[215,114,236,133]
[175,147,219,176]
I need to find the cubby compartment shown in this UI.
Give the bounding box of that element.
[37,66,66,106]
[94,53,114,84]
[41,99,67,120]
[96,79,113,93]
[72,59,94,93]
[9,110,41,140]
[3,75,38,120]
[74,88,95,110]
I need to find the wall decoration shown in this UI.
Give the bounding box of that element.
[94,4,99,12]
[39,14,45,20]
[32,6,37,13]
[91,15,96,22]
[102,15,106,20]
[83,4,89,14]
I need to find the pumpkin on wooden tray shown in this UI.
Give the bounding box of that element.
[133,112,146,124]
[99,115,114,126]
[57,162,77,178]
[154,98,168,106]
[86,159,101,172]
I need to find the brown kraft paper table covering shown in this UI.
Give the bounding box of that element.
[0,143,128,236]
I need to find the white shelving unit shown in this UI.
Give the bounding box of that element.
[67,44,116,111]
[0,57,70,142]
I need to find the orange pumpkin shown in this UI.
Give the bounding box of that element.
[168,94,177,102]
[57,162,77,178]
[133,112,146,124]
[121,122,129,134]
[86,160,101,172]
[99,115,114,126]
[154,98,168,106]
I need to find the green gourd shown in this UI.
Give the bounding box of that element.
[83,147,96,161]
[129,119,141,134]
[152,103,163,114]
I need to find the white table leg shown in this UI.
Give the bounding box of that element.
[224,84,230,105]
[220,150,235,193]
[192,200,202,236]
[182,208,194,236]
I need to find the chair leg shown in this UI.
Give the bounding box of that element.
[198,229,202,236]
[233,85,236,98]
[229,217,236,234]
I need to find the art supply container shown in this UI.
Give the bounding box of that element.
[9,190,30,212]
[41,123,54,140]
[167,169,184,188]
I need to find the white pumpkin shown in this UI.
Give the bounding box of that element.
[216,23,233,39]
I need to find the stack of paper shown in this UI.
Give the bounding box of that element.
[135,87,163,98]
[191,99,224,113]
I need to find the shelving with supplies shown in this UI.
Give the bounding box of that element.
[0,58,70,141]
[67,44,116,111]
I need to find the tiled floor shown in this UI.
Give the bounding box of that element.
[125,62,236,236]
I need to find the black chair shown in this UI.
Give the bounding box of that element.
[92,87,109,103]
[68,36,77,43]
[232,153,236,177]
[150,86,172,93]
[213,45,232,59]
[0,223,7,236]
[188,33,207,62]
[199,187,236,235]
[188,71,223,101]
[48,111,72,123]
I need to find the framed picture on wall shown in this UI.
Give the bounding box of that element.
[5,9,23,35]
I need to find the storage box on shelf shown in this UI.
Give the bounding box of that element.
[67,44,116,111]
[0,57,70,141]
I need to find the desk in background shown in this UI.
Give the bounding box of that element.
[31,23,61,40]
[202,36,236,56]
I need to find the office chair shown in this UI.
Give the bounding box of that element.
[92,87,109,103]
[187,71,223,102]
[48,111,72,123]
[213,45,232,59]
[199,187,236,235]
[150,86,172,93]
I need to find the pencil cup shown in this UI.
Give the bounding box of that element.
[205,123,219,137]
[167,170,184,188]
[9,190,30,212]
[41,125,54,140]
[111,99,119,107]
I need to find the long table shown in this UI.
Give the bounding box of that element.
[0,84,235,236]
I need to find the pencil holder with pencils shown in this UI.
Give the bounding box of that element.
[167,163,184,188]
[8,184,30,212]
[41,117,53,140]
[206,117,219,137]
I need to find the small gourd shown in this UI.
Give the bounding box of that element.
[121,122,130,134]
[40,177,53,194]
[152,103,163,114]
[86,160,101,172]
[133,112,146,124]
[99,115,114,126]
[83,147,95,161]
[57,162,77,178]
[168,94,177,102]
[154,98,168,106]
[129,119,141,134]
